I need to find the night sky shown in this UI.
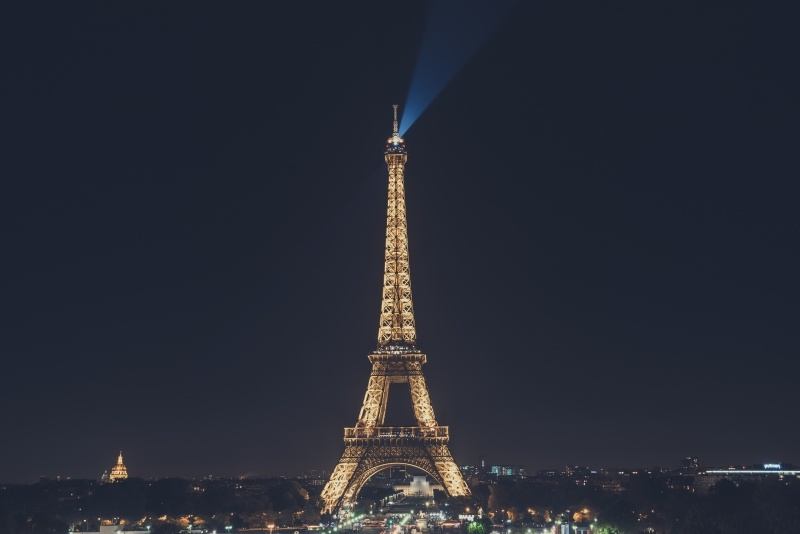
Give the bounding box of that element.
[2,2,798,483]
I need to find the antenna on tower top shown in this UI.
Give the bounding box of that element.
[392,104,399,135]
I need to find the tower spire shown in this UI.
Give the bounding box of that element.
[379,105,415,346]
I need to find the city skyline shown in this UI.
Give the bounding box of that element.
[19,446,800,484]
[2,1,799,483]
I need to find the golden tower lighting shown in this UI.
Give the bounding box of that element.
[320,106,470,514]
[108,450,128,482]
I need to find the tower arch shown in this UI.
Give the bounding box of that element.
[341,462,444,509]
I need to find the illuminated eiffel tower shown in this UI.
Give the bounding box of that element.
[320,106,471,514]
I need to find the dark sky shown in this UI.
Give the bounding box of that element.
[1,2,798,483]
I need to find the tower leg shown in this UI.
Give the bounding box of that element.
[320,445,366,514]
[428,444,471,496]
[357,373,389,427]
[408,373,437,428]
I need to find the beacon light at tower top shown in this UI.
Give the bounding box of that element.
[385,104,407,155]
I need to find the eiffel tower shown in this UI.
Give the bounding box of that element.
[320,106,471,514]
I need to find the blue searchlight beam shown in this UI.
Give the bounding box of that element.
[400,0,517,136]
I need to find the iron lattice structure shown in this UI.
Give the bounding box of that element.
[320,107,470,514]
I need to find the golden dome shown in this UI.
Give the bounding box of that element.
[109,451,128,481]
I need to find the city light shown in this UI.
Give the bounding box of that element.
[706,469,800,475]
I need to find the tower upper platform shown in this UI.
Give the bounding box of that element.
[385,104,407,155]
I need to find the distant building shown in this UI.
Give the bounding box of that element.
[680,456,700,474]
[393,475,442,497]
[460,464,477,474]
[557,524,591,534]
[696,463,800,493]
[106,451,128,482]
[71,526,147,534]
[299,469,329,486]
[598,478,625,493]
[490,465,525,477]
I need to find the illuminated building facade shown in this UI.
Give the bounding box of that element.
[393,475,442,498]
[320,106,470,513]
[696,463,800,493]
[489,464,527,477]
